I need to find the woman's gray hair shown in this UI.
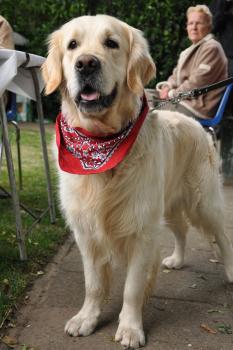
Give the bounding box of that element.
[187,4,213,29]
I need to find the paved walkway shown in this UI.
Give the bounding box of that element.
[2,185,233,350]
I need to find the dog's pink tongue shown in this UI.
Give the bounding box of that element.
[81,92,100,101]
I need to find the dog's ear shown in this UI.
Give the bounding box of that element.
[127,27,156,94]
[41,30,63,95]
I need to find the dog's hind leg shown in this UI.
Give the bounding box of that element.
[115,233,159,349]
[65,231,111,337]
[162,209,188,269]
[214,229,233,283]
[197,196,233,283]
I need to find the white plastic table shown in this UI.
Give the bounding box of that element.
[0,49,56,260]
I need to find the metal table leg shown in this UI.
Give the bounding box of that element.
[0,97,27,260]
[10,120,23,190]
[30,68,56,223]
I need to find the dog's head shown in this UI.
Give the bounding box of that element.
[42,15,156,134]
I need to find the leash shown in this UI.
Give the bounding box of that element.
[154,76,233,109]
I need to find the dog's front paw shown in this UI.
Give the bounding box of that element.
[115,325,145,349]
[65,313,98,337]
[162,254,184,269]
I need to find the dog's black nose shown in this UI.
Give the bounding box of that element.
[76,55,100,76]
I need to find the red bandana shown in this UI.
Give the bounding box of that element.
[56,94,149,174]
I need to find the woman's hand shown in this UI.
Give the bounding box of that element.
[159,86,170,99]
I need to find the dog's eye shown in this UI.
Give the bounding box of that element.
[104,38,119,49]
[68,40,78,50]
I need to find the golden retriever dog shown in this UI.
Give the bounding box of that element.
[42,15,233,349]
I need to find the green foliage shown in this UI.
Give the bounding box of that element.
[0,0,211,113]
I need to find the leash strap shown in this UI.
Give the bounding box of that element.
[155,76,233,109]
[191,77,233,98]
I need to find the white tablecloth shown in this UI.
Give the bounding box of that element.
[0,49,45,101]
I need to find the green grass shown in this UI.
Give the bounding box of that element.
[0,123,68,328]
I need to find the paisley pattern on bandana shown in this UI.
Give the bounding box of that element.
[61,119,134,170]
[56,94,148,175]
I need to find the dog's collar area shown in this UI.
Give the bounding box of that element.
[56,93,149,175]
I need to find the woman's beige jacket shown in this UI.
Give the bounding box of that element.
[165,34,228,119]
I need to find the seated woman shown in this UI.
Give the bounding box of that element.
[154,4,227,119]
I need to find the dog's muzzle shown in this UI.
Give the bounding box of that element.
[75,55,117,113]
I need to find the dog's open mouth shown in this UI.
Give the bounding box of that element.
[80,85,100,102]
[76,84,117,113]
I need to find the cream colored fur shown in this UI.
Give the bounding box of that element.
[42,15,233,349]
